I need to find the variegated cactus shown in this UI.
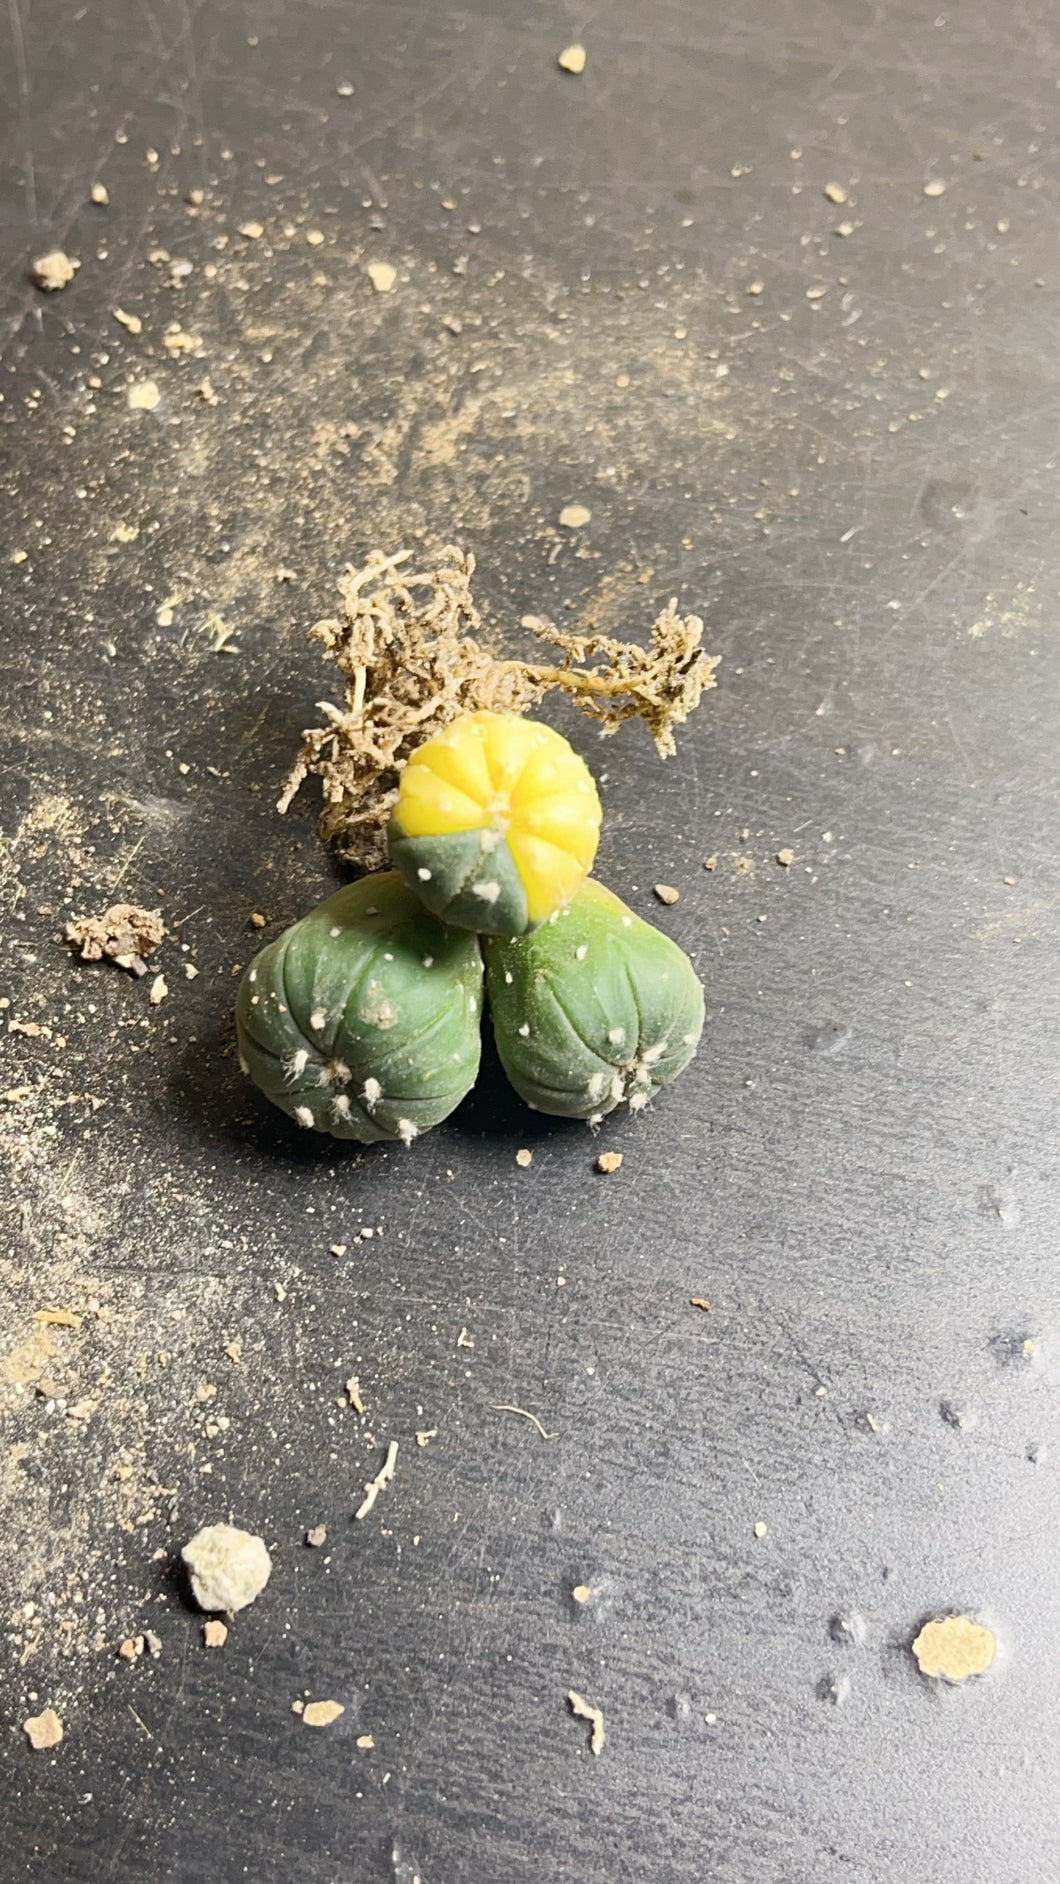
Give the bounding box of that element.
[484,880,703,1122]
[235,872,482,1143]
[388,710,601,936]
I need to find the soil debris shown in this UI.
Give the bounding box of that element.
[912,1615,996,1681]
[515,1148,533,1167]
[824,182,848,204]
[354,1439,398,1520]
[356,1733,375,1748]
[306,1524,327,1547]
[690,1297,711,1312]
[776,847,794,867]
[90,182,109,205]
[559,503,591,527]
[345,1375,365,1413]
[33,251,79,292]
[148,975,168,1006]
[181,1523,272,1613]
[653,883,680,904]
[33,1306,83,1329]
[303,1699,345,1727]
[203,1620,228,1648]
[279,548,718,871]
[113,307,142,334]
[922,179,948,197]
[490,1403,557,1440]
[23,1708,64,1749]
[127,380,161,411]
[753,1520,768,1538]
[596,1151,623,1174]
[367,262,397,294]
[568,1688,605,1755]
[558,44,587,74]
[65,903,164,976]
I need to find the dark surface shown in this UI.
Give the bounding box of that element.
[2,2,1059,1880]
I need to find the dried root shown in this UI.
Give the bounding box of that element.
[279,546,718,871]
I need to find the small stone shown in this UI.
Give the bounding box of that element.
[824,182,848,204]
[23,1708,63,1750]
[653,883,680,905]
[776,848,794,867]
[753,1520,768,1538]
[922,179,947,197]
[33,251,79,291]
[127,380,161,411]
[91,182,109,205]
[912,1615,996,1681]
[306,1525,327,1547]
[305,228,325,245]
[596,1151,623,1174]
[148,975,168,1005]
[249,912,266,928]
[143,1631,162,1659]
[558,43,586,73]
[181,1523,272,1614]
[834,220,855,237]
[356,1733,375,1748]
[703,855,718,871]
[515,1148,533,1168]
[805,284,828,300]
[202,1620,227,1648]
[302,1699,345,1727]
[113,306,143,333]
[558,503,591,527]
[118,1635,142,1661]
[238,220,264,239]
[746,279,765,295]
[367,261,397,293]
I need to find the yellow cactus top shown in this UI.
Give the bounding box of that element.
[393,711,601,928]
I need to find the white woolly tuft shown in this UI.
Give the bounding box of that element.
[362,1077,382,1110]
[294,1104,315,1128]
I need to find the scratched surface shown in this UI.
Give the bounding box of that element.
[1,1,1059,1880]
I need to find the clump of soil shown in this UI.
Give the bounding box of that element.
[65,903,165,977]
[279,546,718,870]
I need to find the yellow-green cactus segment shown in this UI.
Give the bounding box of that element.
[234,872,483,1144]
[484,879,704,1121]
[387,711,601,936]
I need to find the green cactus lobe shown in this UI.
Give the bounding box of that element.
[484,879,704,1121]
[235,872,483,1143]
[387,823,531,937]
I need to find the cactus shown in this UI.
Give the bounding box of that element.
[388,710,601,937]
[235,872,483,1143]
[484,879,703,1122]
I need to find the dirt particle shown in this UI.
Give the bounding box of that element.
[690,1297,711,1312]
[746,280,765,295]
[415,1428,437,1447]
[302,1699,345,1728]
[305,229,325,246]
[653,883,679,904]
[354,1438,398,1520]
[834,220,855,237]
[127,380,161,412]
[753,1520,768,1538]
[824,182,848,204]
[181,1523,272,1613]
[90,182,109,205]
[356,1732,374,1749]
[148,975,168,1006]
[596,1151,623,1174]
[33,1307,82,1330]
[202,1620,227,1648]
[23,1708,63,1750]
[515,1148,533,1167]
[66,903,164,976]
[345,1375,365,1413]
[306,1524,327,1547]
[703,855,718,871]
[922,178,947,197]
[33,251,79,292]
[113,307,142,334]
[912,1615,996,1681]
[558,43,587,74]
[558,503,591,527]
[776,847,794,867]
[367,262,397,294]
[805,285,828,300]
[238,221,265,240]
[568,1689,605,1754]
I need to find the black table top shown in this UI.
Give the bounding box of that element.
[2,3,1058,1879]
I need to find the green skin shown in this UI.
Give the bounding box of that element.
[484,879,704,1122]
[235,872,483,1144]
[388,816,537,937]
